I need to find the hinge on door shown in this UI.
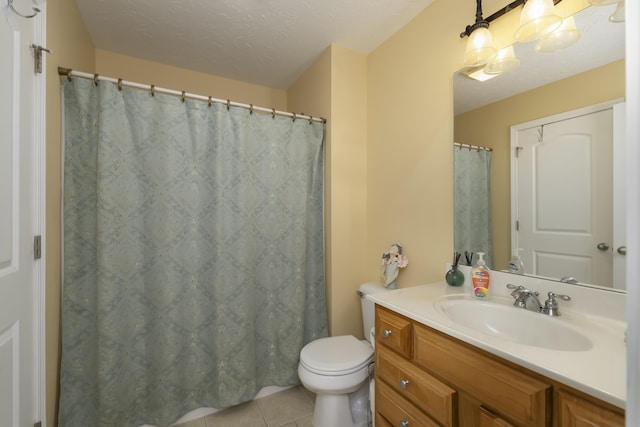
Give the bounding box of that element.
[34,422,42,427]
[515,146,523,158]
[516,220,520,231]
[30,44,52,74]
[33,235,42,260]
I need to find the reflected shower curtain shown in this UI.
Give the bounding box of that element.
[454,146,493,267]
[59,78,327,427]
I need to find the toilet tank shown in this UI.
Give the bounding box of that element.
[358,282,388,342]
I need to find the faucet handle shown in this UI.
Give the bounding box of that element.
[542,292,571,316]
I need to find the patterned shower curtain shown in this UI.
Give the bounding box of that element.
[454,146,493,267]
[59,78,327,427]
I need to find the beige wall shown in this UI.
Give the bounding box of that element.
[366,0,467,286]
[46,1,95,426]
[455,60,625,270]
[95,50,288,109]
[289,45,368,337]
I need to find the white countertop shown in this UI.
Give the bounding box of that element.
[367,279,626,409]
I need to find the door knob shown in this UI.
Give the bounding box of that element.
[617,246,627,255]
[596,242,610,251]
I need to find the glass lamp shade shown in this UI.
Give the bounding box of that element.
[484,45,520,75]
[609,1,625,23]
[514,0,562,42]
[535,16,582,53]
[463,26,498,67]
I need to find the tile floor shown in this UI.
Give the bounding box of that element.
[174,385,315,427]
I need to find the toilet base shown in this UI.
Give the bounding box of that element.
[312,380,370,427]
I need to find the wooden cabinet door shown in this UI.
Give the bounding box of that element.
[558,391,624,426]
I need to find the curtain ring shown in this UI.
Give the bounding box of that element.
[249,104,253,114]
[292,113,297,122]
[66,69,73,81]
[150,85,155,96]
[93,74,99,86]
[117,78,123,91]
[226,99,231,110]
[272,108,276,119]
[309,115,313,124]
[181,91,186,102]
[208,96,212,107]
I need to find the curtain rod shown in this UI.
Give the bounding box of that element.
[454,142,492,152]
[57,67,326,124]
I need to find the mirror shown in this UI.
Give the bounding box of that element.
[453,5,626,291]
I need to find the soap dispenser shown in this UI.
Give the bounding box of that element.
[471,252,490,298]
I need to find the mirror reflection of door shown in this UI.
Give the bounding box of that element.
[512,104,625,288]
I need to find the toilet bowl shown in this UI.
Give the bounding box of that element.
[298,283,388,427]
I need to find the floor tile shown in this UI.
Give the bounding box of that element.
[204,400,267,427]
[256,386,313,427]
[173,417,207,427]
[294,415,313,427]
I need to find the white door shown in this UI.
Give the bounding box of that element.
[1,1,45,426]
[514,108,613,287]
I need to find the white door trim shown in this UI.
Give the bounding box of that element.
[33,1,47,424]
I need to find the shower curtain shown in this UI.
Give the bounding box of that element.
[59,78,327,427]
[454,146,493,267]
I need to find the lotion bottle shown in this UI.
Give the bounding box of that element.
[508,253,524,275]
[471,252,490,298]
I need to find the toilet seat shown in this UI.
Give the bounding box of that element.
[300,335,373,376]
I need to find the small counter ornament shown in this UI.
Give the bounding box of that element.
[446,251,465,287]
[381,243,408,289]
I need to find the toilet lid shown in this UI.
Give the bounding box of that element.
[300,335,374,375]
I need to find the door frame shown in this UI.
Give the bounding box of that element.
[509,99,624,264]
[32,1,47,423]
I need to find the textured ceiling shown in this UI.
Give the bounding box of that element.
[74,0,624,107]
[74,0,436,89]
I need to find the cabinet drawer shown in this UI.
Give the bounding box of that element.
[414,323,550,427]
[558,390,624,426]
[377,345,456,427]
[376,306,413,358]
[377,379,441,427]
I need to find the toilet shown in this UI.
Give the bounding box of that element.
[298,282,387,427]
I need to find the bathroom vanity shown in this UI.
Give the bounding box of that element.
[368,270,626,426]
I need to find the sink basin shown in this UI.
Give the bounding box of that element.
[434,297,593,352]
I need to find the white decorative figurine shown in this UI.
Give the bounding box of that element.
[381,243,408,289]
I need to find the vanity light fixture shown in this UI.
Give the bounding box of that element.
[485,45,520,74]
[535,15,582,53]
[461,0,498,67]
[514,0,562,42]
[460,0,568,74]
[609,0,625,23]
[589,0,625,23]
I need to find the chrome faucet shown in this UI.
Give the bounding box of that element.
[541,292,571,317]
[506,284,542,313]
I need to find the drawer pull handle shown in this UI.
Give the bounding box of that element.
[400,421,409,427]
[400,379,410,389]
[382,329,392,338]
